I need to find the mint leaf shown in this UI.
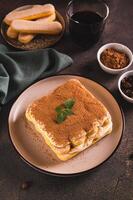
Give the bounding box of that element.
[56,112,67,124]
[55,105,62,113]
[64,108,73,116]
[55,99,75,124]
[64,99,75,109]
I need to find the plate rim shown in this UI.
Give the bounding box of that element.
[8,74,125,177]
[1,5,65,50]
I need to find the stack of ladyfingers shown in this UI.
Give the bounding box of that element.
[4,4,62,44]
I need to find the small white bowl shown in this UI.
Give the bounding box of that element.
[118,70,133,103]
[97,43,133,74]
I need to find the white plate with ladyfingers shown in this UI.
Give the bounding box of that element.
[1,4,65,50]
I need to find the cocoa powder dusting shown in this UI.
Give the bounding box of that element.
[28,80,108,147]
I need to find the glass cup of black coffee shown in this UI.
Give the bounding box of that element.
[66,0,109,47]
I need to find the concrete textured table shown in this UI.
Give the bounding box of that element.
[0,0,133,200]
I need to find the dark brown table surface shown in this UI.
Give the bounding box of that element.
[0,0,133,199]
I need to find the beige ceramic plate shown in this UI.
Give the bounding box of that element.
[8,75,124,176]
[1,5,65,50]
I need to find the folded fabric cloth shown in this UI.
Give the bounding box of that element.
[0,45,73,105]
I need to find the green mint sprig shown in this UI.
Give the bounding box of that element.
[55,99,75,124]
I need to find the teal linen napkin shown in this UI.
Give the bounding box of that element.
[0,45,73,106]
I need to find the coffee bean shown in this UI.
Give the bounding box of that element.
[131,92,133,98]
[125,89,131,96]
[121,76,133,99]
[21,181,32,190]
[129,153,133,160]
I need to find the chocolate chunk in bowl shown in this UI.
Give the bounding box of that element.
[118,70,133,103]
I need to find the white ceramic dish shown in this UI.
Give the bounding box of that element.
[8,75,124,176]
[97,43,133,74]
[118,70,133,103]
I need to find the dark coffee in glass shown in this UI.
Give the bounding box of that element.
[67,0,109,47]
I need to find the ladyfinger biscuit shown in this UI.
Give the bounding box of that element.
[4,5,43,25]
[7,26,18,38]
[6,5,43,38]
[18,33,35,44]
[18,12,56,43]
[11,20,62,35]
[4,4,55,25]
